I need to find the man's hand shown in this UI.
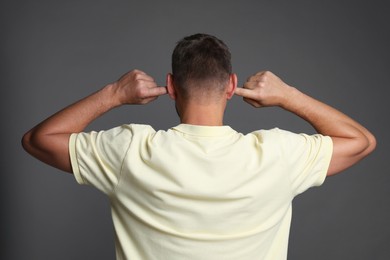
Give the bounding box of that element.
[234,71,293,108]
[235,70,376,176]
[113,69,167,106]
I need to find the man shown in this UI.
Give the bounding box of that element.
[22,33,376,259]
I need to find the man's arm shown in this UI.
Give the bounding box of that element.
[234,71,376,176]
[22,70,167,173]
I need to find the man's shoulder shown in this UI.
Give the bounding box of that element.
[246,128,315,146]
[122,123,156,132]
[248,127,285,138]
[107,123,155,133]
[92,124,157,141]
[249,127,312,138]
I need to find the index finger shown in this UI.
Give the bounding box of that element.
[146,86,168,97]
[234,87,256,99]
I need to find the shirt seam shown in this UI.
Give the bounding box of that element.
[111,127,134,195]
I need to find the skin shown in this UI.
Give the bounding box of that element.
[22,69,376,176]
[166,73,237,126]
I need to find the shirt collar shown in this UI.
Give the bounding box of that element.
[171,124,236,137]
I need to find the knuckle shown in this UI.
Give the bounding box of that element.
[137,87,148,97]
[132,69,146,79]
[261,71,272,80]
[257,81,266,88]
[134,74,142,80]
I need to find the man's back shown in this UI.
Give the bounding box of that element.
[22,33,375,259]
[70,124,332,259]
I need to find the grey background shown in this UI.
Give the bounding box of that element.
[2,0,389,259]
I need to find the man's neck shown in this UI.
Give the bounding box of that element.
[179,101,225,126]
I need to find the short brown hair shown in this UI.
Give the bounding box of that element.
[171,33,232,98]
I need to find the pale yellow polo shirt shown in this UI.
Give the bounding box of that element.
[69,124,332,260]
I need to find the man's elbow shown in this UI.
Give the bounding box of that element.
[21,129,44,158]
[328,132,376,176]
[21,130,33,155]
[353,131,377,162]
[363,132,377,157]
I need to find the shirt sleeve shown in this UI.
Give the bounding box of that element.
[69,125,133,195]
[275,128,333,196]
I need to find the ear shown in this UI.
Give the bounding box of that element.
[167,73,177,100]
[226,73,237,100]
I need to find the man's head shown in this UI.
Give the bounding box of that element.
[168,33,235,102]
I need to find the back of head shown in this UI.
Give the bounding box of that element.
[172,33,232,100]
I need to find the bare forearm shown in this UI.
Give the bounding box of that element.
[282,87,370,139]
[32,84,119,136]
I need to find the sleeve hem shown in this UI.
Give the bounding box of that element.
[316,135,334,186]
[69,133,85,185]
